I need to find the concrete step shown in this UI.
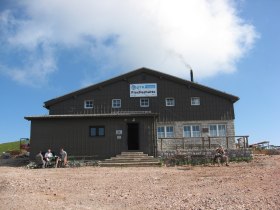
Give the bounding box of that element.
[118,153,148,157]
[121,151,145,155]
[110,157,156,160]
[104,159,159,163]
[99,151,161,167]
[115,155,150,159]
[99,161,161,167]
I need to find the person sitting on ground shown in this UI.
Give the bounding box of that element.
[214,145,229,166]
[44,149,54,166]
[55,148,68,168]
[35,151,46,168]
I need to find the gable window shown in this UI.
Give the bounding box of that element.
[84,100,93,109]
[209,124,226,137]
[191,97,200,106]
[183,125,201,137]
[165,98,175,106]
[112,99,121,108]
[157,126,174,138]
[140,98,149,107]
[90,126,105,137]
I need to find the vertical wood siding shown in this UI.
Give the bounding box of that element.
[48,72,235,121]
[30,117,154,159]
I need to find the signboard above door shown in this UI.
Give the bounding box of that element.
[130,83,157,97]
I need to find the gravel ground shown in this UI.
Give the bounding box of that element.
[0,155,279,210]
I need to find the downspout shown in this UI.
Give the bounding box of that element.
[153,115,158,157]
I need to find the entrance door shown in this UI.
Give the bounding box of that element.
[127,123,139,150]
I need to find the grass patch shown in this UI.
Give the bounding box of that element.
[0,140,29,154]
[0,141,20,153]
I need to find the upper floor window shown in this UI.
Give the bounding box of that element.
[157,126,174,138]
[191,97,200,106]
[84,100,93,109]
[90,126,105,137]
[165,98,175,106]
[112,99,121,108]
[209,124,226,137]
[140,98,149,107]
[183,125,201,137]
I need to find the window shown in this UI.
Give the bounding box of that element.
[209,124,226,137]
[191,97,200,106]
[90,126,105,137]
[157,127,165,138]
[84,100,93,109]
[157,126,174,138]
[165,98,175,106]
[140,98,149,107]
[183,125,201,137]
[166,126,174,137]
[112,99,121,108]
[209,125,217,136]
[218,125,226,136]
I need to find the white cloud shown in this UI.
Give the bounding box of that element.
[1,46,56,87]
[0,0,258,86]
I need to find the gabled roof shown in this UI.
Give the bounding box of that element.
[44,67,239,109]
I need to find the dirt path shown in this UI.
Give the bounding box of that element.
[1,155,280,210]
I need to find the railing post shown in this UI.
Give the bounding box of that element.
[202,137,204,149]
[208,136,211,149]
[183,138,185,149]
[161,138,163,151]
[226,137,229,149]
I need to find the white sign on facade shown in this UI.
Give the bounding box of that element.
[116,130,123,135]
[130,83,157,97]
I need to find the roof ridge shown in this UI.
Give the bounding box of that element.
[44,67,239,109]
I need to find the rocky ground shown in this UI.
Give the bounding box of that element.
[0,155,279,210]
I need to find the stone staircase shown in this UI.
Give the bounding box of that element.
[98,151,161,167]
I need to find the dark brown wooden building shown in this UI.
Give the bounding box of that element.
[25,67,239,159]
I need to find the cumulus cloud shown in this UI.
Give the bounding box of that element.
[0,0,258,86]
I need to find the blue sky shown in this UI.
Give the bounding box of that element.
[0,0,279,146]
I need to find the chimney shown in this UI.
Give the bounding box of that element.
[190,69,194,82]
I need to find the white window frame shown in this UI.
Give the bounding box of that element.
[140,98,149,107]
[165,98,175,106]
[191,97,200,106]
[84,100,93,109]
[157,127,165,139]
[157,126,174,138]
[166,126,174,137]
[183,125,201,137]
[112,99,121,108]
[89,126,105,137]
[209,124,226,137]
